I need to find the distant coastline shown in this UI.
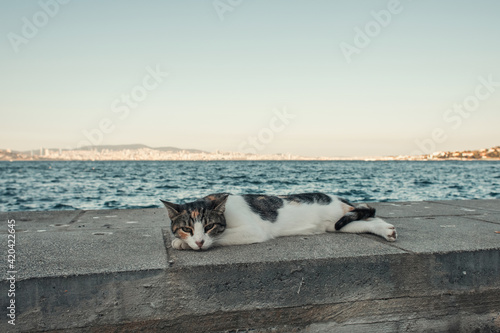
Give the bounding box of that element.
[0,145,499,162]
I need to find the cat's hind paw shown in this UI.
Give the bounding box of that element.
[172,238,191,250]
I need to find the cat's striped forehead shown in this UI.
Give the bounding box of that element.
[176,193,229,223]
[185,206,209,223]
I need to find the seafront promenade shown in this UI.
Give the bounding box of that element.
[1,199,499,332]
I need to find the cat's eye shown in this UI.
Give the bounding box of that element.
[204,224,216,233]
[180,227,192,234]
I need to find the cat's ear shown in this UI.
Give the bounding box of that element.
[160,199,182,220]
[212,194,230,214]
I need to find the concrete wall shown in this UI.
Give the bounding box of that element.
[1,199,499,332]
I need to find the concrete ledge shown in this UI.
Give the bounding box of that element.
[1,200,499,332]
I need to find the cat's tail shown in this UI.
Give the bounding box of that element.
[334,203,376,230]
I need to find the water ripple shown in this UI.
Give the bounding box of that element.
[0,160,499,211]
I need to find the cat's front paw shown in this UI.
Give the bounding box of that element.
[372,220,397,242]
[383,224,397,242]
[172,238,191,250]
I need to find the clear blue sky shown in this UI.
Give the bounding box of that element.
[1,0,499,157]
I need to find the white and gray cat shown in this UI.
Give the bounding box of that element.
[161,192,397,251]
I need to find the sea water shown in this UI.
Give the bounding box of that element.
[1,160,499,212]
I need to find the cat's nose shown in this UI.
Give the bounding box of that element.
[195,240,204,249]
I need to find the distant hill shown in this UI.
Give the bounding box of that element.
[76,144,150,151]
[155,146,206,153]
[20,144,207,155]
[77,144,206,154]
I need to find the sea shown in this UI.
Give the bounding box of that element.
[1,160,499,212]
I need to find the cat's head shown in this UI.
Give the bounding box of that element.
[160,194,229,250]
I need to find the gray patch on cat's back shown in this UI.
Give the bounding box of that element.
[280,192,333,205]
[242,194,284,222]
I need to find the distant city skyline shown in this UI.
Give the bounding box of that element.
[1,0,499,157]
[2,143,498,162]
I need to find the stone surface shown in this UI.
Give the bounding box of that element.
[469,213,500,224]
[380,215,500,253]
[1,209,170,280]
[431,199,500,212]
[370,201,487,218]
[0,210,83,234]
[0,200,499,333]
[165,231,405,267]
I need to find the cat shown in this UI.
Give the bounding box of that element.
[160,192,397,251]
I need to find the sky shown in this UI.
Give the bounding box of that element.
[1,0,499,157]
